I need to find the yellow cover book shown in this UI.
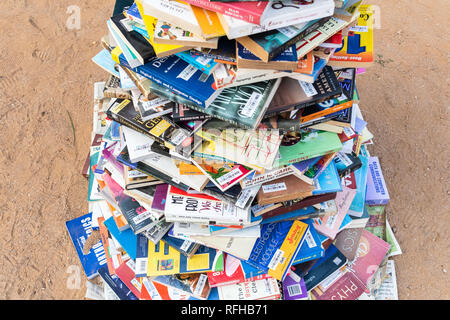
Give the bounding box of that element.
[190,5,226,39]
[147,240,216,276]
[268,220,309,281]
[328,4,374,67]
[134,0,189,58]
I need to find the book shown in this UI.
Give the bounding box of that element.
[283,275,308,300]
[334,151,362,178]
[98,267,139,300]
[172,103,212,121]
[153,21,218,49]
[348,151,369,217]
[365,156,390,205]
[120,125,155,163]
[236,18,328,62]
[175,50,219,76]
[187,0,335,27]
[274,129,342,167]
[150,183,169,214]
[109,13,156,65]
[65,213,108,279]
[152,273,211,300]
[103,216,137,260]
[241,166,294,189]
[142,218,174,244]
[236,43,299,72]
[256,175,316,206]
[162,232,201,258]
[115,259,142,298]
[310,270,368,300]
[292,220,325,265]
[191,234,258,261]
[217,277,281,300]
[328,5,375,67]
[164,185,250,226]
[247,220,310,281]
[147,240,217,276]
[347,229,391,286]
[135,233,149,278]
[334,228,364,261]
[190,5,226,39]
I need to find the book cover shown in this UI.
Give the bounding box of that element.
[236,18,327,62]
[98,267,139,300]
[256,175,316,206]
[147,240,216,276]
[310,270,368,300]
[348,152,369,217]
[304,151,338,182]
[135,233,149,278]
[292,221,325,265]
[117,53,222,108]
[334,151,362,178]
[328,5,374,67]
[151,183,169,213]
[365,156,390,205]
[172,103,212,121]
[283,275,308,300]
[115,259,142,298]
[153,20,218,48]
[275,129,343,167]
[241,166,294,189]
[152,273,211,300]
[206,254,246,288]
[247,220,310,281]
[162,232,201,258]
[66,213,108,279]
[217,277,281,300]
[347,229,391,286]
[121,126,155,163]
[142,219,174,244]
[190,5,226,39]
[236,43,299,71]
[334,228,364,261]
[312,160,343,195]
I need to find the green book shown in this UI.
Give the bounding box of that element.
[274,130,343,167]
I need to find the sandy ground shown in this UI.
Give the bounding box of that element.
[0,0,448,300]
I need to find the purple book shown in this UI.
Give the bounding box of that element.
[282,275,308,300]
[151,184,169,213]
[365,157,389,205]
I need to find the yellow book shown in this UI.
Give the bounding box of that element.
[267,221,310,281]
[134,0,189,58]
[190,5,226,39]
[147,240,216,276]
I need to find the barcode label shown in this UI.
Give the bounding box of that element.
[240,92,263,118]
[133,210,152,224]
[171,131,188,146]
[142,278,162,300]
[262,182,287,193]
[180,240,193,252]
[130,278,142,292]
[343,127,355,137]
[268,249,285,270]
[141,97,170,111]
[193,274,208,296]
[195,56,212,66]
[287,283,303,297]
[216,167,243,186]
[304,230,317,248]
[349,25,369,33]
[235,185,259,208]
[135,258,147,276]
[298,80,318,97]
[178,64,197,81]
[126,259,136,273]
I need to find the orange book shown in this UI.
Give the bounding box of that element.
[96,177,129,231]
[300,100,353,124]
[178,162,204,175]
[294,51,314,75]
[190,5,226,39]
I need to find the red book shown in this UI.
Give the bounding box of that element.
[115,260,142,298]
[311,271,369,300]
[184,0,268,24]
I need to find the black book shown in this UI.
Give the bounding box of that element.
[172,103,212,122]
[263,66,342,119]
[334,152,362,178]
[327,68,357,127]
[110,13,156,65]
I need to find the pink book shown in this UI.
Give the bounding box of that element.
[311,271,369,300]
[348,229,391,286]
[184,0,268,24]
[313,172,357,239]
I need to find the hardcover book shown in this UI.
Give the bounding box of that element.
[247,220,310,281]
[66,213,108,279]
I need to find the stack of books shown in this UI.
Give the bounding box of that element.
[67,0,402,301]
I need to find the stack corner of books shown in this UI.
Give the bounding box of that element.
[68,0,402,301]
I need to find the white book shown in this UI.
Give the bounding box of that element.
[217,278,280,300]
[142,154,209,191]
[190,234,258,261]
[121,125,155,163]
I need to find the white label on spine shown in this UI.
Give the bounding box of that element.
[268,249,285,270]
[193,274,208,296]
[177,64,197,81]
[298,80,318,97]
[262,182,287,193]
[304,230,317,248]
[287,283,302,297]
[180,240,193,252]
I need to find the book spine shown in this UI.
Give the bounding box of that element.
[268,18,328,61]
[184,0,263,24]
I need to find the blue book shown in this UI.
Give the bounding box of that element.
[118,54,222,108]
[246,221,310,281]
[237,42,298,70]
[175,51,219,76]
[240,260,267,279]
[313,161,342,195]
[261,206,317,225]
[66,213,108,279]
[92,49,120,77]
[292,219,324,265]
[135,233,149,278]
[289,157,321,177]
[162,230,200,258]
[126,2,143,24]
[104,216,137,260]
[98,267,138,300]
[348,152,369,217]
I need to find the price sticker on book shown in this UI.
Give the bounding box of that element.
[262,182,287,193]
[240,92,263,118]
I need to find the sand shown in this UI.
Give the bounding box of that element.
[0,0,448,300]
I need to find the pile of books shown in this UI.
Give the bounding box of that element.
[67,0,402,301]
